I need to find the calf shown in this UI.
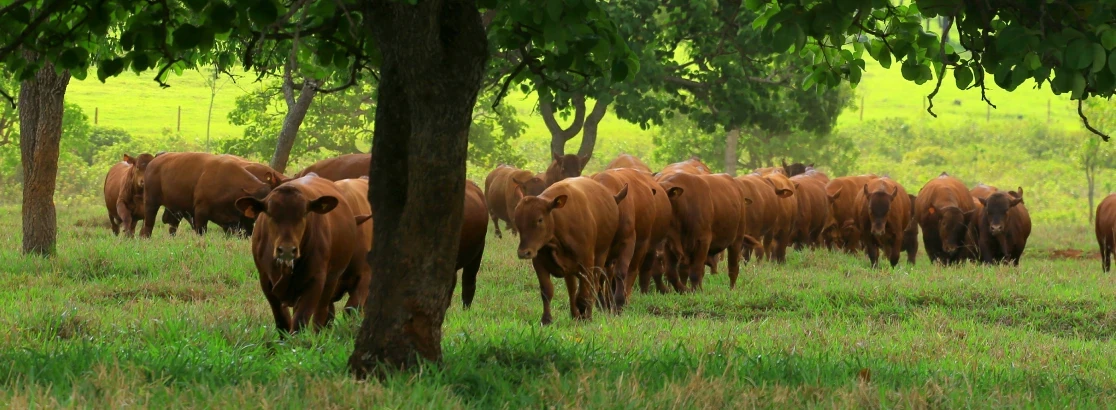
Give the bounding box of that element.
[591,168,670,306]
[235,175,371,335]
[104,153,156,237]
[855,178,914,267]
[514,177,625,324]
[913,173,978,265]
[1096,193,1116,272]
[975,187,1031,265]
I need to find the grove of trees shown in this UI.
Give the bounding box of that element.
[3,0,1116,377]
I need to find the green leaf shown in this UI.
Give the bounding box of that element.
[1051,68,1072,94]
[209,3,236,33]
[10,6,29,23]
[172,24,203,50]
[249,0,278,26]
[954,65,973,89]
[878,47,892,68]
[611,59,628,81]
[772,23,799,53]
[183,0,207,12]
[1092,43,1108,73]
[1024,52,1042,70]
[1009,64,1029,90]
[916,64,932,84]
[744,0,764,10]
[97,58,125,82]
[995,25,1028,53]
[546,0,562,21]
[1071,72,1087,99]
[1066,38,1094,70]
[1103,30,1116,50]
[1097,69,1116,92]
[993,62,1013,89]
[130,52,150,73]
[849,63,862,84]
[901,62,919,81]
[1110,50,1116,76]
[58,47,86,70]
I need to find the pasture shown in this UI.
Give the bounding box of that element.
[1,201,1114,408]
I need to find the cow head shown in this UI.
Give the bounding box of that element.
[124,153,156,190]
[781,160,808,177]
[546,153,588,185]
[236,185,340,269]
[864,184,898,237]
[928,205,975,253]
[977,188,1023,236]
[513,175,547,197]
[513,194,567,259]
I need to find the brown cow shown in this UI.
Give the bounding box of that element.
[224,155,288,188]
[659,156,712,177]
[903,194,920,264]
[235,175,371,335]
[605,154,653,173]
[760,172,798,263]
[483,165,545,237]
[544,153,589,186]
[655,173,756,291]
[789,174,829,249]
[331,177,373,313]
[824,175,878,252]
[104,153,156,237]
[752,167,785,176]
[293,153,369,181]
[1095,194,1116,272]
[781,160,813,177]
[913,173,978,265]
[514,177,625,324]
[974,187,1031,266]
[140,153,274,237]
[800,166,829,183]
[855,178,914,267]
[591,168,670,306]
[734,174,779,263]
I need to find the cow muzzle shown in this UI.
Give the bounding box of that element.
[990,224,1004,235]
[517,248,536,260]
[871,225,886,237]
[274,245,300,268]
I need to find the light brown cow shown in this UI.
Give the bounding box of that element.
[293,153,369,181]
[605,154,653,173]
[734,174,780,262]
[483,165,545,237]
[141,153,275,237]
[789,174,829,249]
[855,177,914,267]
[824,174,878,252]
[514,177,625,324]
[914,173,978,264]
[104,153,156,237]
[591,168,670,306]
[759,172,798,262]
[659,156,713,177]
[656,172,756,291]
[235,175,371,335]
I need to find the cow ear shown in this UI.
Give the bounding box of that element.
[792,181,800,190]
[890,186,898,199]
[828,188,841,202]
[310,196,340,214]
[1010,197,1023,207]
[355,214,373,226]
[614,184,628,204]
[978,197,988,206]
[552,152,561,163]
[651,188,657,196]
[235,197,265,219]
[744,197,754,205]
[777,189,794,198]
[549,195,568,210]
[862,184,869,197]
[122,154,135,164]
[579,155,591,169]
[667,187,684,198]
[928,206,936,215]
[515,184,526,198]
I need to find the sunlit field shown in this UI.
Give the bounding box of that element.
[1,201,1113,408]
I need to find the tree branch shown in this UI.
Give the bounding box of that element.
[1080,99,1110,142]
[540,93,587,143]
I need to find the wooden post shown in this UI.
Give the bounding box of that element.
[986,105,990,121]
[177,106,181,132]
[860,95,865,121]
[1047,99,1052,124]
[94,107,98,125]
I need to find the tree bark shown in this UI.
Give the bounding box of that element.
[575,99,608,164]
[540,94,586,156]
[349,0,487,377]
[1088,166,1096,222]
[270,67,319,174]
[19,56,71,256]
[724,128,740,175]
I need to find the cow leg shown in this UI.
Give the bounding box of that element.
[161,210,180,236]
[688,241,710,292]
[533,259,556,325]
[865,239,880,268]
[888,237,902,268]
[611,239,636,312]
[562,274,580,320]
[706,253,719,275]
[291,274,325,333]
[489,213,502,239]
[192,208,210,236]
[140,196,160,238]
[1101,236,1112,273]
[460,242,484,309]
[344,261,372,314]
[261,281,292,336]
[727,240,742,290]
[576,267,596,321]
[979,232,996,265]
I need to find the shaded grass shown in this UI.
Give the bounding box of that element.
[1,203,1114,407]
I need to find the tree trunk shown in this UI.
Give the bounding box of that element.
[575,99,608,164]
[349,0,487,377]
[540,94,586,156]
[1088,167,1096,222]
[269,76,319,174]
[724,128,739,175]
[19,57,71,256]
[205,67,217,152]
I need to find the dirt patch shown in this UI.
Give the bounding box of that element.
[1034,249,1099,260]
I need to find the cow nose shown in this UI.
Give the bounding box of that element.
[275,245,299,261]
[518,249,535,259]
[990,224,1004,234]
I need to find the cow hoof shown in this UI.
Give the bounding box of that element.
[541,314,552,325]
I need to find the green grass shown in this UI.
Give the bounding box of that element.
[2,202,1114,407]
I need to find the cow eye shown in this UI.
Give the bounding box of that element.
[537,217,543,225]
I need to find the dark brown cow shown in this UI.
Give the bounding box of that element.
[913,173,978,265]
[352,179,489,309]
[855,178,914,267]
[781,160,813,177]
[734,174,780,262]
[1095,194,1116,272]
[293,153,369,181]
[656,173,756,291]
[483,165,545,237]
[789,174,829,249]
[331,177,373,313]
[974,186,1031,265]
[514,177,624,324]
[104,153,156,237]
[544,153,589,186]
[760,172,798,263]
[591,168,670,306]
[605,154,653,173]
[823,175,878,252]
[902,194,920,264]
[140,153,274,237]
[235,175,371,335]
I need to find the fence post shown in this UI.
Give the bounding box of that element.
[860,95,864,121]
[177,106,181,133]
[1047,99,1051,124]
[94,107,98,125]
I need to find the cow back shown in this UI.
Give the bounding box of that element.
[294,153,370,181]
[605,154,653,173]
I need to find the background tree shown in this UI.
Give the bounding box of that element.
[1080,98,1116,221]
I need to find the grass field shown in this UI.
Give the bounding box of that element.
[1,202,1114,407]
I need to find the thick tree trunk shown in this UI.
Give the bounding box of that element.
[270,74,319,174]
[349,0,487,377]
[724,128,739,175]
[19,57,71,256]
[540,94,586,156]
[575,99,608,164]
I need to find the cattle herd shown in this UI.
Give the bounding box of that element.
[103,149,1116,334]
